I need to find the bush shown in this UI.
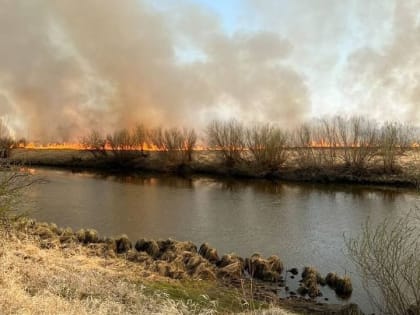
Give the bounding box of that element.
[0,119,14,158]
[106,128,137,160]
[293,123,324,169]
[206,119,245,167]
[336,116,379,171]
[345,209,420,314]
[0,162,39,228]
[245,123,288,171]
[379,122,414,173]
[81,130,107,158]
[150,127,197,163]
[132,124,148,154]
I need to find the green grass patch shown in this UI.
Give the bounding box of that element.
[142,279,269,314]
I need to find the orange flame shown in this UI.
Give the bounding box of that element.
[21,142,207,151]
[24,142,85,150]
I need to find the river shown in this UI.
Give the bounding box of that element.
[25,167,420,313]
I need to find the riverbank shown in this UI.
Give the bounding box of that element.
[9,148,420,189]
[0,219,281,315]
[0,218,363,315]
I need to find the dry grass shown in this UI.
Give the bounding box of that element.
[239,310,296,315]
[10,149,91,165]
[0,230,217,315]
[0,227,299,315]
[11,147,420,170]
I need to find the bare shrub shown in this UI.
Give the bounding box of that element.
[182,128,197,162]
[294,116,415,174]
[336,116,379,171]
[206,120,245,166]
[293,118,340,168]
[379,122,414,173]
[150,127,180,162]
[245,123,288,170]
[0,119,14,158]
[293,123,323,169]
[106,128,136,160]
[81,130,107,158]
[0,162,40,228]
[317,117,340,167]
[345,210,420,315]
[132,124,148,155]
[150,127,197,163]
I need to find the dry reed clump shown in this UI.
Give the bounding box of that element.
[0,231,217,315]
[240,308,297,315]
[22,219,219,283]
[325,272,353,298]
[244,254,284,282]
[198,243,220,264]
[299,267,322,298]
[135,238,161,258]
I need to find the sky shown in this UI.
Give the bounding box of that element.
[185,0,415,118]
[0,0,419,141]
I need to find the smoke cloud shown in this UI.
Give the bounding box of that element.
[247,0,420,125]
[343,0,420,124]
[1,0,418,142]
[0,0,309,141]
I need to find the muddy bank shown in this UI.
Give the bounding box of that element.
[13,218,364,314]
[9,148,420,189]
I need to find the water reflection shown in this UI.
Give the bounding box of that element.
[56,167,413,204]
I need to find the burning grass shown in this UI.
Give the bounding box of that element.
[4,116,420,188]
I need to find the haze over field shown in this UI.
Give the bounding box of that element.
[0,0,419,141]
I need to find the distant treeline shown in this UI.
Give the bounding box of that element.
[78,116,419,174]
[1,116,419,173]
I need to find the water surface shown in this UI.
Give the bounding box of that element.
[26,167,420,313]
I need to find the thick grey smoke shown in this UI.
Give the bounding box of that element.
[247,0,420,125]
[0,0,309,141]
[344,0,420,125]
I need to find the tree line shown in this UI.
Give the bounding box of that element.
[1,116,419,173]
[81,125,197,164]
[78,116,419,173]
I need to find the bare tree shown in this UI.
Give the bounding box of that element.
[149,127,165,151]
[150,127,181,157]
[379,122,413,173]
[0,119,14,159]
[346,210,420,315]
[206,120,245,166]
[0,161,42,228]
[132,124,148,155]
[318,117,340,167]
[150,127,197,163]
[293,123,323,169]
[182,128,197,162]
[81,130,107,158]
[245,123,288,170]
[106,128,135,159]
[336,116,379,171]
